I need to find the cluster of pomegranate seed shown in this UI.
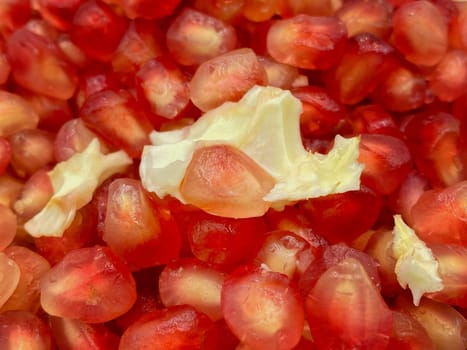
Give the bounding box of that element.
[0,0,466,349]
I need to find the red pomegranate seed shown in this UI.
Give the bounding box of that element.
[0,137,11,175]
[0,0,31,36]
[391,0,448,67]
[242,0,281,22]
[410,181,467,245]
[0,174,23,209]
[40,246,137,323]
[222,264,304,350]
[135,56,190,120]
[50,316,120,350]
[54,119,106,162]
[388,311,436,350]
[267,14,347,70]
[13,168,53,222]
[364,229,401,297]
[0,38,11,85]
[193,0,244,22]
[111,19,164,78]
[70,0,128,62]
[280,0,341,17]
[257,56,300,90]
[427,243,467,308]
[8,129,55,178]
[36,0,87,31]
[305,253,392,349]
[1,246,51,312]
[335,0,393,38]
[56,33,88,68]
[0,252,20,309]
[102,178,181,269]
[388,169,429,225]
[80,89,153,158]
[75,68,121,108]
[348,104,401,138]
[395,294,467,350]
[254,230,310,279]
[189,48,267,111]
[34,204,97,265]
[166,7,238,66]
[180,144,275,217]
[6,27,78,100]
[299,187,383,244]
[0,91,38,137]
[0,310,53,350]
[159,257,227,320]
[450,2,467,50]
[371,61,432,112]
[24,18,60,39]
[120,0,182,20]
[403,111,463,187]
[119,305,216,350]
[185,211,266,268]
[0,204,16,251]
[358,133,412,195]
[291,85,345,137]
[429,49,467,102]
[324,33,396,105]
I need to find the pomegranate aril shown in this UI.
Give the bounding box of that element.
[119,305,216,350]
[102,178,181,269]
[0,174,23,209]
[0,38,11,85]
[56,33,88,68]
[267,14,347,70]
[1,245,51,312]
[193,0,244,22]
[395,294,467,350]
[258,56,300,90]
[0,252,20,308]
[429,49,467,102]
[427,243,467,307]
[36,0,87,31]
[80,89,153,158]
[75,68,121,109]
[335,0,393,39]
[159,257,226,320]
[6,27,78,100]
[348,104,401,138]
[0,0,31,36]
[0,136,11,175]
[410,181,467,245]
[24,18,60,39]
[324,32,396,105]
[403,111,463,187]
[255,230,310,279]
[358,133,412,195]
[185,211,266,268]
[166,7,238,66]
[34,204,97,265]
[40,246,137,323]
[135,56,190,120]
[120,0,182,20]
[111,19,164,78]
[391,0,448,67]
[388,311,436,350]
[222,264,304,350]
[70,0,128,62]
[0,91,39,137]
[0,204,16,251]
[280,0,342,17]
[291,86,345,137]
[305,256,392,350]
[54,118,105,162]
[0,310,53,350]
[50,316,120,350]
[8,129,55,178]
[180,143,275,217]
[242,0,281,22]
[300,187,383,244]
[13,168,53,222]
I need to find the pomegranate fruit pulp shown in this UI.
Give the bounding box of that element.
[0,0,465,349]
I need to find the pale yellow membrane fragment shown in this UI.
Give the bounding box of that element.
[24,139,132,237]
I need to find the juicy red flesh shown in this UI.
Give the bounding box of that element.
[0,1,466,349]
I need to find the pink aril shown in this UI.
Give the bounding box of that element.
[8,129,55,178]
[0,137,11,176]
[267,14,347,70]
[0,204,16,251]
[257,56,300,90]
[0,37,11,85]
[242,0,281,22]
[166,7,238,66]
[56,33,88,68]
[0,252,20,308]
[0,0,31,37]
[135,56,190,120]
[1,246,51,313]
[40,246,137,323]
[391,0,448,67]
[36,0,87,31]
[388,311,436,350]
[189,48,267,111]
[0,174,23,209]
[159,257,227,320]
[120,0,182,20]
[280,0,342,17]
[75,68,121,109]
[0,91,39,137]
[324,32,396,105]
[6,27,78,100]
[348,104,401,138]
